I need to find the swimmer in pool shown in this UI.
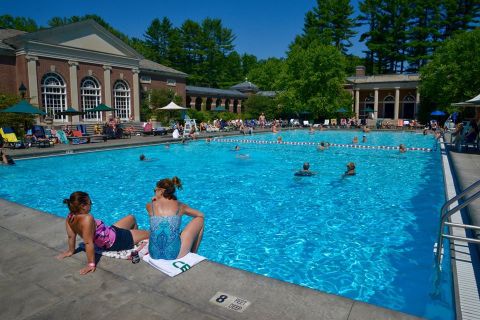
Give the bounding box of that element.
[294,162,316,176]
[343,162,356,177]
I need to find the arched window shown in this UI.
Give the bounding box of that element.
[361,94,374,119]
[113,80,131,120]
[41,73,67,120]
[402,95,416,119]
[80,77,102,121]
[383,95,395,118]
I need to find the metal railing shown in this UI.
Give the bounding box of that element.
[434,179,480,267]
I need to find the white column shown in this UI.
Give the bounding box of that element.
[355,89,360,118]
[26,55,39,106]
[374,88,379,116]
[415,89,420,119]
[68,61,80,123]
[103,65,112,106]
[132,68,140,121]
[394,87,400,119]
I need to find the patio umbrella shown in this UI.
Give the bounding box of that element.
[160,101,187,110]
[57,106,85,125]
[364,107,374,113]
[430,110,446,116]
[336,108,348,113]
[212,106,226,112]
[465,93,480,105]
[0,100,46,115]
[86,103,116,113]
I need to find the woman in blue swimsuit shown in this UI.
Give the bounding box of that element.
[146,177,204,260]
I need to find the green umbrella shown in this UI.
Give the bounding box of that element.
[0,100,47,115]
[212,106,226,112]
[364,107,374,113]
[337,108,348,113]
[85,103,116,113]
[57,106,85,124]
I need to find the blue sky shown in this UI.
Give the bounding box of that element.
[1,0,367,59]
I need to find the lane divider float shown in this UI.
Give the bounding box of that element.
[211,138,432,152]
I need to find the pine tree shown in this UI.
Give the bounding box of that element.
[301,0,357,53]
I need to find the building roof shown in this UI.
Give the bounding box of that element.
[186,85,247,99]
[0,28,26,50]
[257,91,277,97]
[139,59,187,77]
[230,81,259,93]
[347,73,420,84]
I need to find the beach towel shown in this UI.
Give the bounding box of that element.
[143,252,206,277]
[79,240,149,260]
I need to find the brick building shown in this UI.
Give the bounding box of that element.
[0,20,186,123]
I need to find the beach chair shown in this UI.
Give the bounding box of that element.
[76,124,88,136]
[340,118,347,128]
[330,119,337,127]
[396,119,404,129]
[143,122,153,135]
[323,119,330,127]
[0,127,26,149]
[303,120,310,127]
[55,130,69,144]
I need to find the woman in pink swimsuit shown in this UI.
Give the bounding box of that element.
[56,191,149,275]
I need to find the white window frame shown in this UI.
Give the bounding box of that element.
[113,80,131,121]
[41,73,67,122]
[80,76,102,122]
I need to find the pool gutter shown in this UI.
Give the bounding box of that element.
[440,140,480,320]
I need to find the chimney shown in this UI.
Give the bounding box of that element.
[355,66,366,77]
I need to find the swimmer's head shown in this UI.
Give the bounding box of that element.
[347,162,355,170]
[303,162,310,170]
[140,154,146,161]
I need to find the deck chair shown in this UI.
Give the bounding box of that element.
[32,125,54,147]
[323,119,330,127]
[396,119,404,129]
[340,118,347,128]
[0,127,26,149]
[303,120,310,127]
[143,122,153,135]
[56,130,69,144]
[330,119,337,127]
[76,124,88,136]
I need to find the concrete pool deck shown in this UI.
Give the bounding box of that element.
[1,129,478,320]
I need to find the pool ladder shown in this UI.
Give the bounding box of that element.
[434,179,480,268]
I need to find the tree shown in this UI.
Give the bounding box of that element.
[300,0,357,54]
[277,41,351,119]
[0,14,38,32]
[241,54,258,77]
[247,58,285,91]
[419,29,480,120]
[144,17,174,65]
[243,95,278,119]
[146,88,183,124]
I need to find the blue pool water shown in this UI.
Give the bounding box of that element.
[0,130,454,319]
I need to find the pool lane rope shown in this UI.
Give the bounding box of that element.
[212,138,432,152]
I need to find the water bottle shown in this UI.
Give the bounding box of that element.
[131,250,140,264]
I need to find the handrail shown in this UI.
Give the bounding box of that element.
[435,179,480,267]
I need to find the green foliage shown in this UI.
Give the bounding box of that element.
[0,93,35,135]
[247,58,285,91]
[277,41,351,119]
[0,14,38,32]
[419,29,480,120]
[243,95,279,119]
[300,0,357,54]
[147,89,183,124]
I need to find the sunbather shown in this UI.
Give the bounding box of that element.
[146,177,204,260]
[56,191,149,275]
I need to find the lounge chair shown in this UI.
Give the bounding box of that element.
[303,120,310,127]
[0,127,26,149]
[340,118,347,128]
[32,125,54,147]
[330,119,337,127]
[323,119,330,127]
[56,130,69,144]
[396,119,404,129]
[143,122,153,135]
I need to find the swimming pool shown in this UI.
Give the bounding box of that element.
[0,130,453,319]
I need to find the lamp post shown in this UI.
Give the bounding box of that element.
[18,82,27,99]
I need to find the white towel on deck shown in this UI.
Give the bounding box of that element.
[143,253,206,277]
